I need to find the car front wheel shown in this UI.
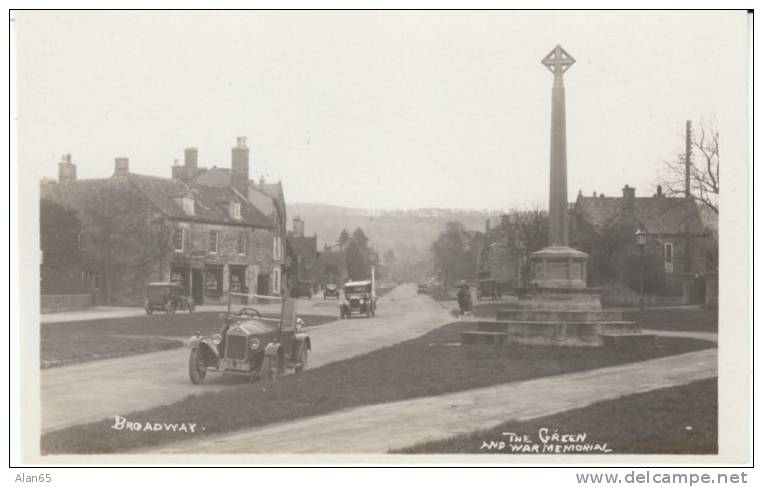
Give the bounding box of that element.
[188,349,206,384]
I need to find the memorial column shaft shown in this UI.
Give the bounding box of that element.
[549,72,569,247]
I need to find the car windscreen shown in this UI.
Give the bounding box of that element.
[147,287,166,299]
[345,286,369,294]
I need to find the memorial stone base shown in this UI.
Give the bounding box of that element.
[461,245,652,347]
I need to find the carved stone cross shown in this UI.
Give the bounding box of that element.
[542,45,575,76]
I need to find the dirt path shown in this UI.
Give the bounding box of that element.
[148,348,717,454]
[41,285,451,433]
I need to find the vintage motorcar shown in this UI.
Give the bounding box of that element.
[323,283,340,299]
[187,307,311,384]
[477,279,502,300]
[293,280,313,299]
[145,282,195,315]
[339,280,376,319]
[416,282,431,295]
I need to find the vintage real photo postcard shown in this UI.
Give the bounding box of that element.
[12,10,751,465]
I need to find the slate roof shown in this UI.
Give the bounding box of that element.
[41,173,274,229]
[575,195,707,235]
[127,174,273,228]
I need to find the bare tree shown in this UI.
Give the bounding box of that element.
[658,119,719,214]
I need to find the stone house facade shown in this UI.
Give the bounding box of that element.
[40,137,289,306]
[570,185,718,305]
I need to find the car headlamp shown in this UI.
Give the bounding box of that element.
[250,338,261,350]
[211,334,222,345]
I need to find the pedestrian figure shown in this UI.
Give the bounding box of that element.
[457,281,472,317]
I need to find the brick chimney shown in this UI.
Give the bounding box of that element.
[293,215,304,237]
[58,154,76,184]
[622,185,636,217]
[231,136,249,194]
[184,147,198,169]
[114,157,129,176]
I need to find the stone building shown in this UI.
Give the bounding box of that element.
[287,216,319,291]
[570,185,718,305]
[40,137,289,306]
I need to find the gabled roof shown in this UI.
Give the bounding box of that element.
[127,174,273,228]
[575,195,706,235]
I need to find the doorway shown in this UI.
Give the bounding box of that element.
[192,269,204,305]
[257,273,270,296]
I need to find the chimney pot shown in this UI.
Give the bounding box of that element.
[656,185,663,197]
[58,154,77,184]
[593,191,597,197]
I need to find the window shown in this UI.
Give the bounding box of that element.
[237,232,247,255]
[209,231,220,254]
[273,236,282,260]
[77,232,85,250]
[664,242,674,274]
[231,202,241,219]
[82,270,100,289]
[173,228,185,252]
[182,197,195,216]
[204,266,223,297]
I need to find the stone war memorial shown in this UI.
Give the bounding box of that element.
[462,46,653,348]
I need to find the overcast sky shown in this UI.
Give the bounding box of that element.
[15,11,747,210]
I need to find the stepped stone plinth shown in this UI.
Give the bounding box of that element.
[461,308,644,347]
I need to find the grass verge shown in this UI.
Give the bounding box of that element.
[622,308,718,333]
[41,321,714,454]
[394,378,717,454]
[41,312,335,368]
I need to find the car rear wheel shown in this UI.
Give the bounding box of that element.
[188,349,206,384]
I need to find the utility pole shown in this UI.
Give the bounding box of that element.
[683,120,693,304]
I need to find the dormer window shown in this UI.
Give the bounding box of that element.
[230,202,241,219]
[182,197,195,216]
[174,195,195,216]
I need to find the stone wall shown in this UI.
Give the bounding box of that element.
[41,294,93,313]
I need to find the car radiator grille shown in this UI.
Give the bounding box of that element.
[225,335,248,360]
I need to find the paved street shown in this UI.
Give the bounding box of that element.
[41,298,339,324]
[41,285,451,433]
[148,348,717,454]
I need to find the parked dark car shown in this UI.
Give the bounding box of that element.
[145,282,195,315]
[323,283,340,299]
[293,280,313,299]
[417,282,431,295]
[339,280,376,319]
[187,307,311,383]
[477,279,502,300]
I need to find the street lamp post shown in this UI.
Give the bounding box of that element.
[635,229,648,312]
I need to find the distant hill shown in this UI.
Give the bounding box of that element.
[287,203,503,264]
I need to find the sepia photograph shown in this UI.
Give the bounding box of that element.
[11,9,752,470]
